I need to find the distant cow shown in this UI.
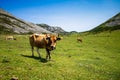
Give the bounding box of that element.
[5,36,16,40]
[77,37,82,43]
[29,33,61,60]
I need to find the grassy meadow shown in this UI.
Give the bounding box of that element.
[0,30,120,80]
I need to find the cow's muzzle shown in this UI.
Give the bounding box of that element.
[51,46,56,50]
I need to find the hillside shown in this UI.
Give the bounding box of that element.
[90,12,120,33]
[0,9,51,34]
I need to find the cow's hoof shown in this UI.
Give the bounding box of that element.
[49,59,54,62]
[40,58,47,63]
[11,76,18,80]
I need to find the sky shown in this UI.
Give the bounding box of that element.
[0,0,120,32]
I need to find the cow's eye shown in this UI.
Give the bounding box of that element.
[46,37,50,40]
[54,40,56,42]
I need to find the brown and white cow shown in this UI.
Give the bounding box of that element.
[29,33,61,60]
[77,37,82,43]
[5,36,16,40]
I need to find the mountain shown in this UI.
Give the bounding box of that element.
[90,12,120,33]
[37,24,66,33]
[0,9,51,34]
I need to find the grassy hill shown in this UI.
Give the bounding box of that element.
[90,13,120,33]
[0,30,120,80]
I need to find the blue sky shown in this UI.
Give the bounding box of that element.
[0,0,120,32]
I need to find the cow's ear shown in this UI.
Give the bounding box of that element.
[57,37,61,41]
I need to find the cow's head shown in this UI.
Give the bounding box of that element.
[46,34,61,51]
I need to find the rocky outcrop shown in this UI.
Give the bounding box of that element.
[0,9,51,34]
[105,13,120,27]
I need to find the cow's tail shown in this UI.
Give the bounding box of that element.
[32,33,40,42]
[33,35,36,42]
[29,34,37,46]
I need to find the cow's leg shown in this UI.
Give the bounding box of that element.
[37,48,41,58]
[46,48,51,60]
[31,46,34,57]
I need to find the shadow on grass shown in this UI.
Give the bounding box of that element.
[21,54,48,63]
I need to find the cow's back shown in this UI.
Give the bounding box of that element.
[29,34,47,48]
[6,36,14,40]
[29,35,34,46]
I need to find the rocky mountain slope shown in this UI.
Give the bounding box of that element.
[37,24,66,33]
[0,9,51,34]
[90,12,120,33]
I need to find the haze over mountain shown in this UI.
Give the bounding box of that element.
[37,24,65,33]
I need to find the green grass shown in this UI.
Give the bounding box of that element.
[0,30,120,80]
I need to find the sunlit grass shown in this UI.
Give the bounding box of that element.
[0,30,120,80]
